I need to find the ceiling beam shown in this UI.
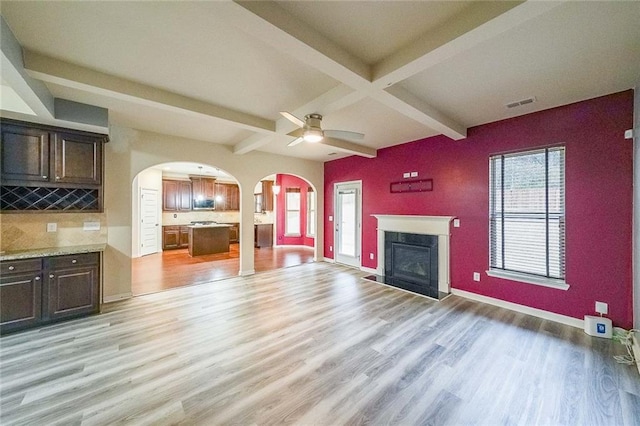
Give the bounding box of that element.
[224,0,466,146]
[320,137,377,159]
[371,1,566,88]
[23,50,275,134]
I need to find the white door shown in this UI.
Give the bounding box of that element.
[140,188,159,256]
[335,182,361,267]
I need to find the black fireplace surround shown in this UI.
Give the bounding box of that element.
[365,231,445,299]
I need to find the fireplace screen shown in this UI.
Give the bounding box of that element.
[391,243,432,285]
[384,232,438,294]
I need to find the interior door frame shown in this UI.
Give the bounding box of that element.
[140,187,160,256]
[334,180,362,268]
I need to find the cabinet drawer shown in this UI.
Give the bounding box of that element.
[48,252,99,269]
[1,258,42,275]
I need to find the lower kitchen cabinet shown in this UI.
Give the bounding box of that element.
[0,259,42,333]
[45,253,100,322]
[229,223,239,243]
[162,225,190,250]
[255,224,273,248]
[0,252,101,334]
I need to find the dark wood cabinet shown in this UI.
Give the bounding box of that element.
[0,259,43,334]
[0,252,100,334]
[229,223,239,243]
[45,253,100,322]
[0,119,107,212]
[255,224,273,248]
[163,180,192,212]
[191,177,215,201]
[214,183,239,211]
[162,225,190,250]
[262,180,274,212]
[53,132,102,186]
[0,125,50,183]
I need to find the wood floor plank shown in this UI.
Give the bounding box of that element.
[1,262,638,425]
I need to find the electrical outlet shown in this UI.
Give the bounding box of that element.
[329,246,333,252]
[369,253,374,260]
[47,223,57,233]
[473,272,481,282]
[595,301,608,315]
[329,215,333,221]
[624,129,633,139]
[83,221,100,231]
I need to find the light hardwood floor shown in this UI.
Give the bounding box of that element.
[1,262,639,425]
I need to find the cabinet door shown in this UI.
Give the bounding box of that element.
[163,180,179,211]
[203,178,216,199]
[255,224,273,248]
[0,272,43,333]
[1,124,50,183]
[178,181,192,211]
[227,184,240,211]
[53,133,102,186]
[163,226,180,249]
[229,224,239,243]
[179,226,190,248]
[46,265,99,321]
[262,180,274,211]
[214,183,227,211]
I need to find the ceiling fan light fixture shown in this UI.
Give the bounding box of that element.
[303,128,324,143]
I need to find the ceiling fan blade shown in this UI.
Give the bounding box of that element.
[280,111,305,128]
[320,136,376,158]
[324,129,365,141]
[287,137,304,147]
[287,128,304,138]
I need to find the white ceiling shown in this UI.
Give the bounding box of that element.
[1,1,639,162]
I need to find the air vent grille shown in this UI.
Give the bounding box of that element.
[506,96,537,109]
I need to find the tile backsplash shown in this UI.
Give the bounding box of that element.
[0,212,107,252]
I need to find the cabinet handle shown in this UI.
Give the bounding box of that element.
[8,265,15,271]
[49,274,55,278]
[71,259,77,264]
[34,276,40,281]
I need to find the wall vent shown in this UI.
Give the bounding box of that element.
[506,96,537,109]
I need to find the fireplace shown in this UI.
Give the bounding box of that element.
[366,215,455,300]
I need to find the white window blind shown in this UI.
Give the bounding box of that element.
[489,147,565,280]
[285,188,301,236]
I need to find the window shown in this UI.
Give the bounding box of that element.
[306,188,315,237]
[488,147,567,289]
[285,188,301,236]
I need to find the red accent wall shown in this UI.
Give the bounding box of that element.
[275,174,315,247]
[324,91,634,328]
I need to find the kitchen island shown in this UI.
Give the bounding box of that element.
[188,224,232,256]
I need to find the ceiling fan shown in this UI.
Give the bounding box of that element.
[280,112,365,146]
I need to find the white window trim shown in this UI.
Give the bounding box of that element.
[306,191,315,238]
[285,190,301,237]
[486,269,570,290]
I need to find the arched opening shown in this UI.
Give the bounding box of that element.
[253,173,316,273]
[130,162,242,295]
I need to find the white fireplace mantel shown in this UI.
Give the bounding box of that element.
[373,215,456,295]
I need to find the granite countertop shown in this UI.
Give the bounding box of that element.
[187,223,232,228]
[0,243,107,261]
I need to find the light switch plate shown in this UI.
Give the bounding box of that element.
[403,172,410,178]
[410,171,418,177]
[453,219,460,227]
[624,129,633,139]
[595,301,608,315]
[47,223,57,233]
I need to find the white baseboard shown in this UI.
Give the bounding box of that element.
[323,257,335,263]
[240,269,255,276]
[451,289,584,329]
[360,266,377,275]
[103,292,132,303]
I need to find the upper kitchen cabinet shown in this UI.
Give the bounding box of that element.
[162,180,192,212]
[1,120,105,187]
[0,119,107,212]
[261,180,274,212]
[215,182,239,211]
[191,176,216,210]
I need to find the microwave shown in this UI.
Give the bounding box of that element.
[193,198,215,210]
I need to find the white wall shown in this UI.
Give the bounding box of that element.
[103,126,324,301]
[634,85,639,329]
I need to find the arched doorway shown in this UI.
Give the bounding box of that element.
[130,162,242,295]
[253,173,316,273]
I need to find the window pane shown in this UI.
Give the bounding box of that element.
[489,147,565,280]
[286,211,300,235]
